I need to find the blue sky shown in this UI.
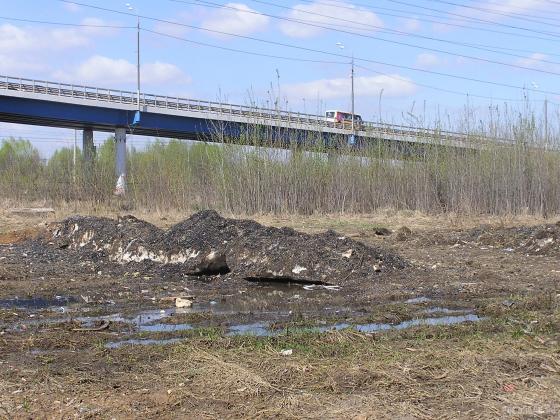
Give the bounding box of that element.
[1,0,559,156]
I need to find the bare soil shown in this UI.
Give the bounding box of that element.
[0,209,559,419]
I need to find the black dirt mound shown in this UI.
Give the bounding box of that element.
[462,222,560,256]
[43,210,407,285]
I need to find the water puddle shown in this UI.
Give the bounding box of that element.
[0,296,76,310]
[104,314,483,348]
[138,323,194,333]
[226,322,270,337]
[423,307,470,315]
[105,338,184,349]
[355,314,482,333]
[405,296,432,304]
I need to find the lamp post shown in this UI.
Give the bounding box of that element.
[126,3,141,113]
[336,43,355,142]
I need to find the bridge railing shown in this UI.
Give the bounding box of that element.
[0,74,477,144]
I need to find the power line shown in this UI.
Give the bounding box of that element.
[423,0,560,23]
[270,0,560,43]
[177,0,560,69]
[145,28,550,102]
[143,28,345,64]
[384,0,560,33]
[353,64,532,102]
[58,0,560,96]
[4,0,550,61]
[0,15,134,28]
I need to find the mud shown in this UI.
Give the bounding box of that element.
[41,210,407,285]
[463,222,560,255]
[413,221,560,256]
[1,211,560,418]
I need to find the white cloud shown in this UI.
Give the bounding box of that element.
[415,53,443,68]
[63,2,80,13]
[0,21,123,76]
[280,1,383,38]
[200,3,269,37]
[462,0,549,21]
[283,74,416,100]
[0,20,119,54]
[153,21,189,37]
[0,54,47,74]
[516,52,548,68]
[53,55,191,86]
[399,17,421,32]
[435,0,552,32]
[515,52,559,74]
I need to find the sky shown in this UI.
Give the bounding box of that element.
[1,0,560,157]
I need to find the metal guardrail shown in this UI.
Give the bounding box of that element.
[0,75,470,143]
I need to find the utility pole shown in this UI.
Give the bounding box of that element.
[127,3,141,112]
[351,54,355,139]
[336,43,356,145]
[136,13,140,112]
[275,68,280,111]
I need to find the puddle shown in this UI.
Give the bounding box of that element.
[355,314,482,333]
[0,296,76,310]
[138,323,193,333]
[3,298,356,333]
[423,307,471,315]
[105,338,185,349]
[226,322,271,337]
[104,314,484,348]
[405,296,432,304]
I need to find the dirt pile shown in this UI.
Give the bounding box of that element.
[44,210,406,284]
[463,223,560,255]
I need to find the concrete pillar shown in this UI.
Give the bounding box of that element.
[114,127,127,195]
[82,128,94,163]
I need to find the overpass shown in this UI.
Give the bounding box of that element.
[0,74,476,191]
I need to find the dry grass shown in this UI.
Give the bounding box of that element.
[2,324,558,419]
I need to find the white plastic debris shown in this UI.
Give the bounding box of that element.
[342,249,353,258]
[114,174,126,196]
[280,349,293,356]
[292,265,307,274]
[175,297,193,308]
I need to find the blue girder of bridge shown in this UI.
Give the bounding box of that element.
[0,75,474,152]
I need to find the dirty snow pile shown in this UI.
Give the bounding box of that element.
[45,210,406,285]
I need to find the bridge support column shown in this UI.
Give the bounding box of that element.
[114,127,126,195]
[82,128,95,163]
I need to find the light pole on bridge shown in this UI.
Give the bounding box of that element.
[126,3,141,114]
[336,42,356,145]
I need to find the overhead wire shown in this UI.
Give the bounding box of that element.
[384,0,560,32]
[145,28,546,102]
[175,0,560,68]
[0,15,134,28]
[144,28,345,64]
[353,64,532,102]
[423,0,560,23]
[55,1,560,97]
[264,0,560,43]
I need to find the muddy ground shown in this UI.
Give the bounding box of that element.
[0,209,559,419]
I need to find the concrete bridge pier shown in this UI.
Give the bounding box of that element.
[82,128,95,164]
[114,127,127,195]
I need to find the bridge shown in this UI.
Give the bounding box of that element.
[0,74,476,191]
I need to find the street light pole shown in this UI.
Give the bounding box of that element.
[351,54,355,137]
[336,42,356,144]
[127,3,140,112]
[136,13,140,112]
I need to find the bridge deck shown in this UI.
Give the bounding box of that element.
[0,75,476,149]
